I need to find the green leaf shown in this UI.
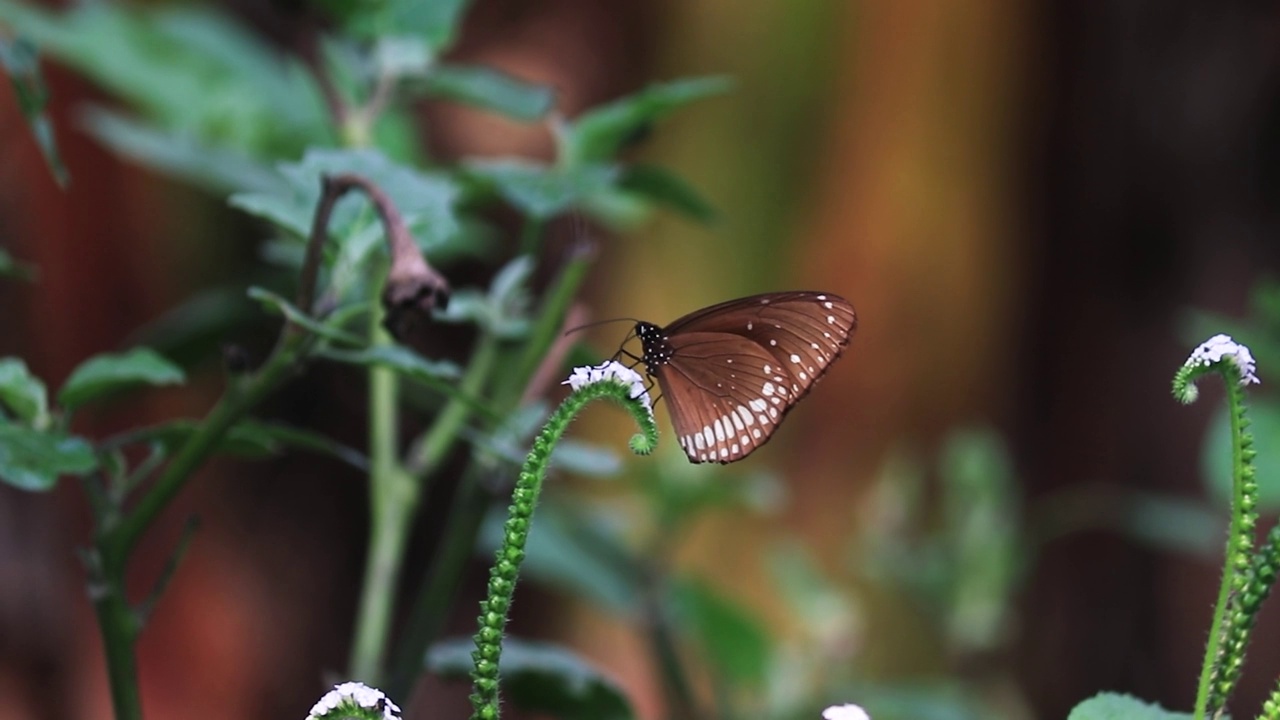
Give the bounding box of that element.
[562,76,733,165]
[1,2,332,156]
[423,64,554,121]
[317,345,461,383]
[247,287,366,346]
[0,358,48,426]
[386,0,472,53]
[111,419,368,470]
[0,247,38,281]
[0,35,67,186]
[668,577,770,688]
[1203,399,1280,512]
[1066,693,1192,720]
[617,164,716,224]
[58,348,185,410]
[436,256,534,338]
[80,108,284,195]
[230,149,462,298]
[463,160,619,221]
[0,423,96,491]
[427,636,634,720]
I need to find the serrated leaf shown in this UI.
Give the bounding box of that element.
[463,159,619,220]
[428,636,634,720]
[0,358,48,426]
[58,348,185,410]
[0,35,67,186]
[617,164,716,224]
[1066,693,1192,720]
[562,76,732,165]
[423,64,554,121]
[668,577,770,688]
[0,424,96,491]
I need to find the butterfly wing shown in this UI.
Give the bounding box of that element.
[667,291,856,404]
[656,331,796,463]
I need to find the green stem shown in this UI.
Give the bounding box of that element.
[407,332,500,479]
[469,377,657,720]
[388,467,492,701]
[1195,375,1255,719]
[518,219,544,257]
[349,305,415,683]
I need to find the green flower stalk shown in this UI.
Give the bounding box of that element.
[1172,334,1262,720]
[469,361,659,720]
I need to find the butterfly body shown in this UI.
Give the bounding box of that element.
[631,292,856,464]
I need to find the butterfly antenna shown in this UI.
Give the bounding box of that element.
[562,316,640,337]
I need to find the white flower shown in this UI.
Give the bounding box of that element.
[562,360,653,412]
[306,682,401,720]
[823,703,871,720]
[1185,334,1260,386]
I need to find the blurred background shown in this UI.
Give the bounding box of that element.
[3,1,1280,719]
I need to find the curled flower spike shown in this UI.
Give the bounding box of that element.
[306,682,401,720]
[1174,334,1260,404]
[823,704,871,720]
[562,360,653,413]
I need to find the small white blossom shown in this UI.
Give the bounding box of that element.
[562,360,653,412]
[307,682,401,720]
[823,704,871,720]
[1185,334,1260,386]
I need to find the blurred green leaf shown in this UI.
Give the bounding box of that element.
[58,348,185,410]
[428,636,634,720]
[938,427,1020,653]
[0,247,37,281]
[0,358,48,426]
[112,419,368,470]
[230,149,461,266]
[561,76,732,166]
[437,256,533,338]
[0,35,67,185]
[1066,693,1192,720]
[246,287,365,346]
[386,0,471,53]
[464,159,619,221]
[81,108,283,195]
[617,164,716,224]
[1203,399,1280,512]
[551,440,622,477]
[0,2,331,155]
[318,345,461,383]
[422,64,554,121]
[482,501,640,615]
[669,577,770,688]
[372,35,430,77]
[0,423,96,491]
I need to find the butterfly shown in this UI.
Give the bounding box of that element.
[623,291,857,464]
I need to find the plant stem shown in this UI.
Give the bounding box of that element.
[87,549,142,720]
[349,305,415,683]
[1194,379,1250,719]
[407,332,499,479]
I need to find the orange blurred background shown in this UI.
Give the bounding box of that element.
[3,1,1280,719]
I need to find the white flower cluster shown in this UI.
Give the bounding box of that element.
[1185,334,1261,386]
[562,360,653,412]
[306,682,401,720]
[823,704,870,720]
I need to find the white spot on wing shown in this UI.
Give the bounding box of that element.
[824,301,834,309]
[720,447,729,457]
[770,339,777,346]
[762,382,775,396]
[763,364,772,374]
[799,371,808,380]
[695,433,705,450]
[749,398,768,412]
[737,406,754,425]
[827,315,836,324]
[752,428,762,438]
[703,427,714,446]
[731,443,739,454]
[731,413,744,431]
[714,419,726,442]
[790,353,802,364]
[769,407,779,418]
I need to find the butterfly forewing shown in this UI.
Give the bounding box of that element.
[639,291,857,464]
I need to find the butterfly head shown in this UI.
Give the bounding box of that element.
[634,321,673,376]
